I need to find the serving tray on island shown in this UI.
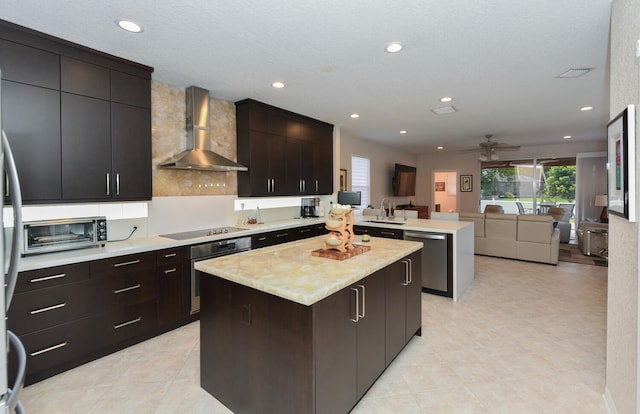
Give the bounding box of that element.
[311,243,371,260]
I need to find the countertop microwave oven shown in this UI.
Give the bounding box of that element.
[22,217,107,256]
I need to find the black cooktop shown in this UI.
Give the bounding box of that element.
[159,226,246,240]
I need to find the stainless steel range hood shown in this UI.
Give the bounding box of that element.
[159,86,248,171]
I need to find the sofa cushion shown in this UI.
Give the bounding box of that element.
[459,212,485,237]
[485,213,517,239]
[517,214,554,244]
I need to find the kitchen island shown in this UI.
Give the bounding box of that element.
[195,236,422,414]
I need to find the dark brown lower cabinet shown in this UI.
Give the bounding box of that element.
[199,252,420,414]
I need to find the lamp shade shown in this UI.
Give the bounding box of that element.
[594,195,607,207]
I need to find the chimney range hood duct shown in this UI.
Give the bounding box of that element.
[159,86,248,171]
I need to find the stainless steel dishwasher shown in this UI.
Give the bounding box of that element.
[404,231,453,298]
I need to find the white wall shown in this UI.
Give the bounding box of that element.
[605,1,640,413]
[339,132,417,208]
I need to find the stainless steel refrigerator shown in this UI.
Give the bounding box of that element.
[0,69,27,413]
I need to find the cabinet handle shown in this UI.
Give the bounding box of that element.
[271,178,275,193]
[406,258,412,284]
[402,260,410,286]
[30,273,66,283]
[350,287,359,322]
[113,259,141,268]
[116,173,120,196]
[257,236,267,241]
[357,284,366,318]
[381,231,395,236]
[300,229,311,233]
[106,173,110,196]
[163,253,177,258]
[315,179,318,193]
[302,179,306,192]
[30,341,67,357]
[164,268,177,274]
[276,232,289,238]
[113,284,141,294]
[30,302,66,315]
[114,317,142,329]
[299,179,303,193]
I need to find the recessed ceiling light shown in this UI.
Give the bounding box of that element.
[116,19,143,33]
[271,81,285,89]
[350,113,359,119]
[437,146,444,150]
[580,106,593,111]
[385,43,404,53]
[563,135,572,139]
[440,97,453,103]
[400,130,407,134]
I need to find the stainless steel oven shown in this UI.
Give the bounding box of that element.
[189,236,251,314]
[23,217,107,256]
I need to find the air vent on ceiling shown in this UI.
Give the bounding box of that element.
[430,106,457,115]
[557,68,595,78]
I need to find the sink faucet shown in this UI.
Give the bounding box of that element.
[380,198,392,218]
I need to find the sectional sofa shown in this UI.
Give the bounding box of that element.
[459,212,560,265]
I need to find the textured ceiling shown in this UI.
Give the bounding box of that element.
[1,0,612,154]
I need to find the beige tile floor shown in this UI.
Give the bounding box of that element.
[21,255,608,413]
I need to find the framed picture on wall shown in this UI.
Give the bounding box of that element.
[460,175,473,192]
[339,169,348,191]
[607,104,636,222]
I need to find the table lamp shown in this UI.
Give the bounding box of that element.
[595,194,608,223]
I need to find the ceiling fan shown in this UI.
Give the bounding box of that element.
[473,134,520,161]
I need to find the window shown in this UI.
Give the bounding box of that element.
[351,156,370,208]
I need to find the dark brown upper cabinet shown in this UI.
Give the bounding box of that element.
[0,19,153,204]
[236,99,333,197]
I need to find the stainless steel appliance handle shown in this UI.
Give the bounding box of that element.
[405,231,446,240]
[350,287,359,322]
[7,331,26,412]
[3,130,23,311]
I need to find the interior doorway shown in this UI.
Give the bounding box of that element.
[433,170,458,212]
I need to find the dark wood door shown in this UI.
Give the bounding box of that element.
[405,251,422,341]
[111,103,152,200]
[384,259,408,365]
[157,248,184,326]
[0,39,59,89]
[2,80,61,202]
[356,270,386,398]
[314,139,333,194]
[60,56,110,99]
[61,92,111,201]
[314,284,358,414]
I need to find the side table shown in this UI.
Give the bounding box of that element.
[585,228,608,258]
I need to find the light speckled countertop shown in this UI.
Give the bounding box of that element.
[195,235,422,306]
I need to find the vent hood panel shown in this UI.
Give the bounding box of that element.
[159,86,247,172]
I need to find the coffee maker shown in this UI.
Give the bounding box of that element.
[301,197,320,218]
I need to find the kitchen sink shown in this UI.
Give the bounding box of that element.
[364,220,406,225]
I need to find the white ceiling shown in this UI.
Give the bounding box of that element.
[1,0,612,154]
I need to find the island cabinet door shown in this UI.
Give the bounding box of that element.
[355,269,386,399]
[384,252,422,366]
[314,284,358,414]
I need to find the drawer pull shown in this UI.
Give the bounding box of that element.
[30,273,66,283]
[113,259,141,268]
[276,233,289,238]
[164,268,177,274]
[381,231,395,236]
[258,237,267,241]
[31,341,67,357]
[163,253,177,258]
[30,302,66,315]
[113,284,141,294]
[114,317,141,329]
[300,229,311,233]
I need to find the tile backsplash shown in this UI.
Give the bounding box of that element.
[151,81,239,196]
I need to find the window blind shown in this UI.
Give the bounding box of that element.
[351,156,370,208]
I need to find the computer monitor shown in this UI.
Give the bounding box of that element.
[337,191,361,207]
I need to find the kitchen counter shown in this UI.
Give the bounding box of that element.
[17,218,326,272]
[195,235,422,306]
